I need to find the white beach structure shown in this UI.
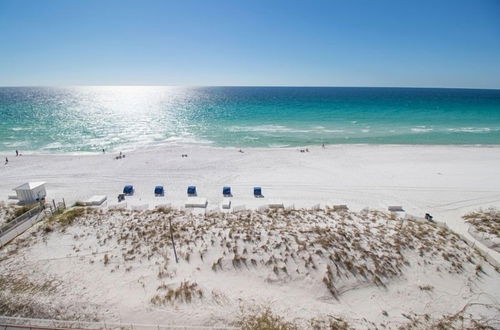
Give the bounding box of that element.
[268,200,284,209]
[81,195,107,206]
[185,197,208,208]
[221,197,231,210]
[13,182,47,204]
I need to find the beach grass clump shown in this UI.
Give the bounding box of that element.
[463,208,499,237]
[396,303,500,330]
[5,204,38,223]
[309,317,352,330]
[151,280,203,305]
[0,274,58,295]
[236,307,299,330]
[418,285,434,291]
[0,201,15,217]
[46,207,86,227]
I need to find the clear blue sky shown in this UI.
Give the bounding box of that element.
[0,0,499,88]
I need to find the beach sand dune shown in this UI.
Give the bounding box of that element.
[1,207,499,328]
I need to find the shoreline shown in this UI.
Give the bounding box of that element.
[2,142,500,157]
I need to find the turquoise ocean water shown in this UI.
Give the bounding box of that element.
[1,86,500,153]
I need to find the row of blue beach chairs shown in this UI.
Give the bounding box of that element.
[121,185,263,198]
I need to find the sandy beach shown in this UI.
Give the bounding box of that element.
[1,144,500,328]
[2,144,500,240]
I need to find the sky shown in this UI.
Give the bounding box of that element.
[0,0,499,88]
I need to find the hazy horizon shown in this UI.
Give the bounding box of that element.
[1,85,500,91]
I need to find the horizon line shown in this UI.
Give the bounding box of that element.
[0,84,499,91]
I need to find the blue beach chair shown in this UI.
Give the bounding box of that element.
[154,185,164,196]
[223,186,231,197]
[123,185,134,195]
[187,186,197,196]
[254,186,262,197]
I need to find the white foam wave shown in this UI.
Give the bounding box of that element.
[42,142,65,150]
[161,136,214,145]
[228,125,311,133]
[411,126,433,133]
[2,141,29,148]
[447,127,492,133]
[268,143,290,148]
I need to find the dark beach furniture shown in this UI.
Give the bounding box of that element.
[123,185,134,195]
[254,187,262,197]
[187,186,197,196]
[333,205,349,211]
[117,193,125,202]
[388,205,404,212]
[154,185,164,196]
[223,186,231,197]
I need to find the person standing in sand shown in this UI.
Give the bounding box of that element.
[5,157,8,165]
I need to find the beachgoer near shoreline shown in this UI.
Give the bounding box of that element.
[5,157,8,165]
[15,150,18,156]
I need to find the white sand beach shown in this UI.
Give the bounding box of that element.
[1,144,500,328]
[2,144,500,238]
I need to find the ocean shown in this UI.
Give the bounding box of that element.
[1,86,500,153]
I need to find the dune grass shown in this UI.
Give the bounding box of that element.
[463,208,499,238]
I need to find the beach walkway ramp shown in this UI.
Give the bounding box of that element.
[0,205,45,248]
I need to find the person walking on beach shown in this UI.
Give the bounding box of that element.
[5,157,8,165]
[15,150,18,156]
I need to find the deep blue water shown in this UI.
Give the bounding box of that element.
[1,86,500,152]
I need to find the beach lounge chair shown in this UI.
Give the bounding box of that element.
[221,198,231,209]
[223,186,231,197]
[154,185,164,196]
[123,185,134,195]
[268,200,284,209]
[254,187,263,197]
[187,186,197,196]
[388,205,404,212]
[185,197,207,208]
